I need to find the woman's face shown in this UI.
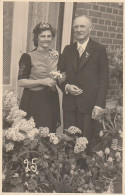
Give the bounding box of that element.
[37,30,53,49]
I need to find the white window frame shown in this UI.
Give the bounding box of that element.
[61,2,74,52]
[3,2,29,96]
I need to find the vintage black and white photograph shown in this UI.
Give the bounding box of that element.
[2,1,123,193]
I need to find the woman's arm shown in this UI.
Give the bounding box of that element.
[18,78,42,88]
[18,77,56,88]
[18,53,56,89]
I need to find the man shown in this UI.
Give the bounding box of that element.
[58,15,109,150]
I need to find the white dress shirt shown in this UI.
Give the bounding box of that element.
[77,38,89,53]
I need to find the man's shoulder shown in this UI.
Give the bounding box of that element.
[63,42,77,50]
[90,39,106,50]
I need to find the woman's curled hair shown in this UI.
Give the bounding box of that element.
[33,22,56,47]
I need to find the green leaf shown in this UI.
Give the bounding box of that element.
[23,138,31,145]
[30,140,38,149]
[11,185,24,192]
[39,174,46,182]
[10,177,22,185]
[38,143,48,153]
[28,178,37,191]
[57,133,73,142]
[50,144,57,155]
[11,154,18,161]
[6,169,16,177]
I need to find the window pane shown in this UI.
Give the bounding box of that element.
[26,2,60,52]
[3,2,14,84]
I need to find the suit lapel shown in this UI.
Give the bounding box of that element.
[78,39,95,70]
[70,42,78,72]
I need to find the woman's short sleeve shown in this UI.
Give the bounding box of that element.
[18,53,31,80]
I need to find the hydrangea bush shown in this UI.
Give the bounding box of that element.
[2,90,122,193]
[106,46,123,86]
[90,106,123,193]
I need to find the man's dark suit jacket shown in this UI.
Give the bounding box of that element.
[58,39,109,114]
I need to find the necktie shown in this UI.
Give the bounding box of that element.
[78,46,84,57]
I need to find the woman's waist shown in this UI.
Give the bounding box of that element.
[28,74,48,90]
[29,73,48,80]
[24,86,58,93]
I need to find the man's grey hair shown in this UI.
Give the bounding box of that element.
[73,15,92,26]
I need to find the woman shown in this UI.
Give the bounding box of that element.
[18,22,61,132]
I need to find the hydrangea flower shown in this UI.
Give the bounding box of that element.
[5,142,14,152]
[115,151,121,161]
[48,133,59,144]
[99,130,103,137]
[3,91,18,114]
[67,126,82,134]
[74,137,88,153]
[13,173,19,178]
[4,126,26,142]
[27,128,39,140]
[119,130,123,138]
[2,173,6,180]
[39,127,49,137]
[105,148,110,155]
[107,157,113,163]
[14,117,36,133]
[6,107,27,123]
[96,150,104,157]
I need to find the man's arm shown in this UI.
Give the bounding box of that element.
[92,46,109,120]
[57,46,69,93]
[95,46,109,108]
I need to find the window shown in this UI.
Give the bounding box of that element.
[3,2,14,84]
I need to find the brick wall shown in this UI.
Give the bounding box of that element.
[75,2,123,101]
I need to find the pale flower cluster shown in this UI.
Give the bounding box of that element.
[74,137,88,153]
[67,126,82,134]
[107,157,113,163]
[6,106,27,123]
[119,130,123,138]
[13,117,36,133]
[48,133,59,144]
[111,139,118,150]
[4,127,26,142]
[13,173,19,178]
[39,127,49,137]
[49,70,63,79]
[3,90,18,115]
[2,173,6,180]
[96,150,104,157]
[99,130,103,137]
[105,148,110,155]
[27,128,39,140]
[5,142,14,152]
[3,90,42,143]
[115,151,121,161]
[4,117,39,142]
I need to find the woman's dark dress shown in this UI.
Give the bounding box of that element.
[18,49,61,132]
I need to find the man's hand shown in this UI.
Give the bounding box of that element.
[66,84,83,95]
[92,107,102,120]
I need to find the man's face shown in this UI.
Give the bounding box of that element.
[73,16,92,43]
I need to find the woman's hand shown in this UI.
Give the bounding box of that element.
[57,72,67,84]
[41,78,57,87]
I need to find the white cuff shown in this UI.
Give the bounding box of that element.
[65,84,69,94]
[94,106,103,110]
